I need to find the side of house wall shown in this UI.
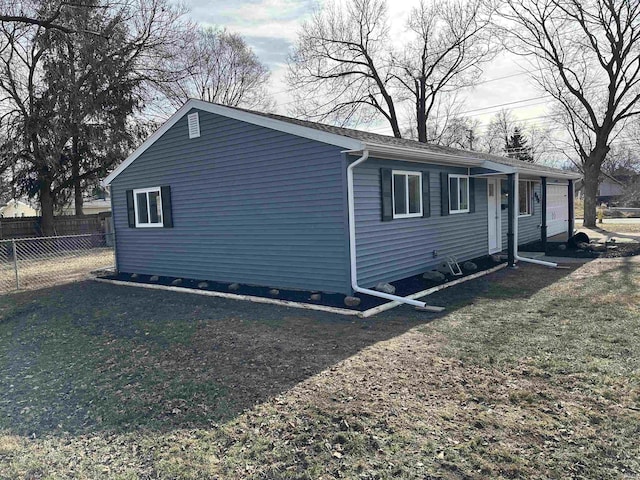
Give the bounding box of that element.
[110,108,352,294]
[352,158,489,288]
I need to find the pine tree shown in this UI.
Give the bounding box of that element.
[40,2,140,215]
[0,0,188,233]
[505,127,534,162]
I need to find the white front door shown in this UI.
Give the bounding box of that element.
[487,178,501,253]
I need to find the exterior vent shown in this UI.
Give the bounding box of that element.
[188,112,200,139]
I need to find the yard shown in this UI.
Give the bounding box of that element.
[0,259,638,479]
[595,223,640,234]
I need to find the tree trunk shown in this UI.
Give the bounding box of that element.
[582,174,598,227]
[416,78,427,143]
[39,179,55,236]
[72,135,83,215]
[74,175,83,215]
[582,145,609,228]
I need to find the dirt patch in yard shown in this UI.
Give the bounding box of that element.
[0,249,114,294]
[1,261,638,479]
[521,239,640,258]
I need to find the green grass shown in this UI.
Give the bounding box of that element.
[0,260,639,479]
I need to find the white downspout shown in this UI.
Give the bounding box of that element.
[512,172,558,268]
[346,150,441,310]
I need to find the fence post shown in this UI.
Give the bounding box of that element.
[12,239,19,290]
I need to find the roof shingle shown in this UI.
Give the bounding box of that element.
[225,104,577,178]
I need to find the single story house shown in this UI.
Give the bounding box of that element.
[102,99,580,303]
[60,197,112,216]
[575,171,639,206]
[0,199,38,218]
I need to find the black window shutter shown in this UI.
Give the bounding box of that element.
[380,168,393,222]
[469,177,476,213]
[126,190,135,228]
[440,173,449,216]
[422,172,430,217]
[161,186,173,228]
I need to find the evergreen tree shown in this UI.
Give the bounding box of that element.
[0,0,189,233]
[505,127,534,162]
[40,2,140,215]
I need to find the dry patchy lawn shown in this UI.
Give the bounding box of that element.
[0,259,638,479]
[597,223,640,234]
[0,249,114,294]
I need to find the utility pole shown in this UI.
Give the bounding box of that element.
[467,128,475,151]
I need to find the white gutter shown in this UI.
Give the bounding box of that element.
[481,159,581,181]
[365,143,484,167]
[512,172,559,268]
[346,149,443,311]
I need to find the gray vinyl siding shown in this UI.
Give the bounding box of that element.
[501,180,542,249]
[353,158,489,288]
[111,108,351,294]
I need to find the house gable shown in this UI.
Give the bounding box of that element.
[103,100,363,186]
[109,107,353,294]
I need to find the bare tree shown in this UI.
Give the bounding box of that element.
[0,0,191,233]
[498,0,640,227]
[0,0,76,32]
[527,123,553,163]
[481,109,517,153]
[421,94,481,149]
[0,0,106,34]
[393,0,495,142]
[287,0,400,135]
[287,0,495,141]
[162,27,272,110]
[479,109,551,162]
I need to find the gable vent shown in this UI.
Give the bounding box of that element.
[187,112,200,139]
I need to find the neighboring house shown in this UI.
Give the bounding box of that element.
[60,197,112,216]
[102,99,580,297]
[0,199,37,218]
[596,177,625,203]
[575,172,639,205]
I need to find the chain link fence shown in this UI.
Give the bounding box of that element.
[0,233,115,294]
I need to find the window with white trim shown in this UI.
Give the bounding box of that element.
[134,187,164,227]
[449,175,469,213]
[392,170,422,218]
[519,180,533,216]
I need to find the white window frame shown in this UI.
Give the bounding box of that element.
[449,174,470,214]
[392,170,423,219]
[133,186,164,228]
[518,180,533,217]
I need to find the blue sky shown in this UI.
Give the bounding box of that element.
[185,0,314,68]
[181,0,551,146]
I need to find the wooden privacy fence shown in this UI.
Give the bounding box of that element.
[0,213,112,240]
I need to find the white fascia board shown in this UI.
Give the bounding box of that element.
[526,169,581,180]
[516,167,581,180]
[193,100,364,150]
[363,143,484,167]
[481,159,581,180]
[102,99,364,186]
[481,160,516,174]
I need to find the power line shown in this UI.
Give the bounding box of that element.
[270,69,536,99]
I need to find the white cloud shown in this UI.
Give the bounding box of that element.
[188,0,315,41]
[181,0,560,142]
